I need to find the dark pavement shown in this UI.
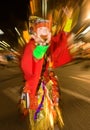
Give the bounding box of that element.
[54,59,90,130]
[0,63,28,130]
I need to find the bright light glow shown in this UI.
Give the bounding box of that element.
[15,27,21,36]
[81,26,90,34]
[49,112,54,127]
[2,41,10,47]
[85,12,90,20]
[0,47,4,50]
[30,0,35,15]
[0,29,4,35]
[0,41,8,50]
[42,0,47,18]
[83,1,90,21]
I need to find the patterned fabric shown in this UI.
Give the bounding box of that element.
[27,70,64,130]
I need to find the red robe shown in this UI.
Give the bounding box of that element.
[49,31,72,68]
[21,32,72,97]
[21,39,44,96]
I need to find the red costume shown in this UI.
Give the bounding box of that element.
[21,31,72,97]
[21,39,44,97]
[21,19,51,110]
[20,17,72,112]
[50,31,72,68]
[19,11,74,129]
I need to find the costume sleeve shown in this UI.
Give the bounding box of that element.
[21,39,35,79]
[49,31,72,68]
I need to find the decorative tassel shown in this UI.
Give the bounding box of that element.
[20,70,64,130]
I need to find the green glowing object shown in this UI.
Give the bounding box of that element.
[33,45,49,59]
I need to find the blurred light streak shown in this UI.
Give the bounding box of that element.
[44,0,47,18]
[30,0,35,15]
[2,41,10,47]
[3,86,19,102]
[0,47,4,50]
[23,30,30,43]
[81,26,90,34]
[0,41,10,49]
[42,0,44,18]
[70,76,90,83]
[61,87,90,103]
[15,27,25,46]
[15,27,21,36]
[80,0,90,22]
[0,29,4,35]
[0,43,8,50]
[42,0,47,18]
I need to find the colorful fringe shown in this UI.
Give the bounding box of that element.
[18,70,64,129]
[27,71,64,130]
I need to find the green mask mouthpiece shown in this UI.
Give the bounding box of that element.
[33,45,49,59]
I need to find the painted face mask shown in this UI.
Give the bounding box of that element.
[32,19,51,59]
[33,45,49,59]
[32,19,51,45]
